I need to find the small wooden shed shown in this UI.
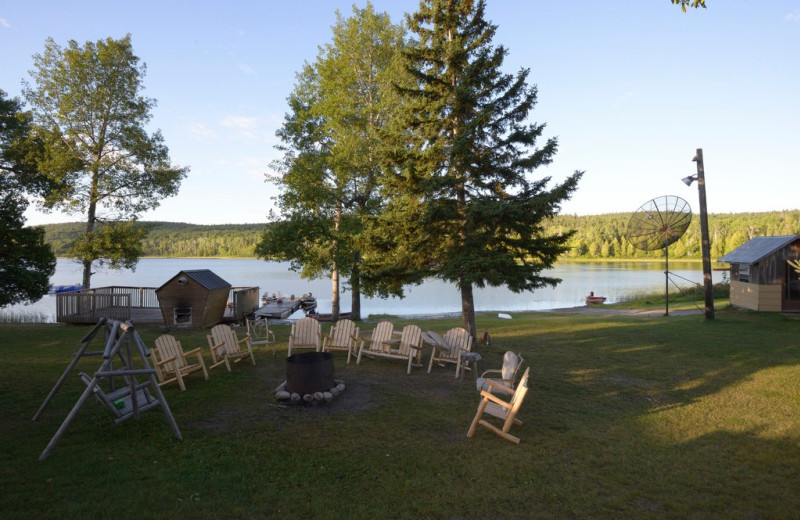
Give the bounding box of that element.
[717,235,800,312]
[156,270,232,328]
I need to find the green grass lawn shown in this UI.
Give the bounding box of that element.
[2,308,799,519]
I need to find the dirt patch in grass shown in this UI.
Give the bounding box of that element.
[185,354,468,433]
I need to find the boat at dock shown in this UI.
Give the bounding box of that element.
[255,293,317,320]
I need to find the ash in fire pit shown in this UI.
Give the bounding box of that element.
[275,351,345,404]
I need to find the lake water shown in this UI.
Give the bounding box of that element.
[4,258,713,322]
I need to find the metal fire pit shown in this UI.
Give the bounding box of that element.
[275,351,345,404]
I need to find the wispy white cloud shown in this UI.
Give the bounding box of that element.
[221,115,259,139]
[0,18,11,28]
[237,63,256,75]
[184,120,217,141]
[612,91,636,109]
[784,9,800,22]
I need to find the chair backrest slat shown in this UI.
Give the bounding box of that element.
[371,321,394,344]
[330,319,357,348]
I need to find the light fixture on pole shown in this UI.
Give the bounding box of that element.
[682,148,715,320]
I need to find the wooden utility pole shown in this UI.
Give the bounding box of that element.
[694,148,715,319]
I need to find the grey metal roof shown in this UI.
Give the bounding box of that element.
[717,235,799,264]
[182,269,231,290]
[157,269,231,292]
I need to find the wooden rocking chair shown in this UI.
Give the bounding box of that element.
[467,367,530,444]
[151,334,209,391]
[322,319,360,363]
[206,324,256,372]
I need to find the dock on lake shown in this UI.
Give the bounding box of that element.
[253,297,306,320]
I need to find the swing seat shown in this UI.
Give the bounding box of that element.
[79,372,160,423]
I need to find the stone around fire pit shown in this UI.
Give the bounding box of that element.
[276,351,346,404]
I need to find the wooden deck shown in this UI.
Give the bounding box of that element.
[56,286,255,326]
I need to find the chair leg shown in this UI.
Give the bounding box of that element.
[175,370,186,392]
[467,398,489,438]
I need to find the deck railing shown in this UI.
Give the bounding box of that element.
[56,292,132,324]
[89,286,159,308]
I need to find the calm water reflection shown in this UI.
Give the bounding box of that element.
[7,258,711,321]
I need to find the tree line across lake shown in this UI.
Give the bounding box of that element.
[40,210,800,261]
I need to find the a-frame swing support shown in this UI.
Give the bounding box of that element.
[34,318,182,461]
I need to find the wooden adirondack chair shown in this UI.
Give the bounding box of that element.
[467,367,530,444]
[246,317,276,355]
[151,334,209,391]
[357,323,423,374]
[476,351,525,395]
[287,317,321,356]
[356,321,394,365]
[206,324,256,372]
[427,327,473,376]
[321,319,360,363]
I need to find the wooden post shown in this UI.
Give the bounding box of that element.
[694,148,715,319]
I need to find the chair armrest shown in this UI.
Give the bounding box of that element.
[479,368,502,378]
[479,389,513,409]
[209,341,226,354]
[483,379,515,396]
[183,347,203,357]
[155,354,178,367]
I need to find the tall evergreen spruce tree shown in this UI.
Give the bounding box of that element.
[377,0,583,337]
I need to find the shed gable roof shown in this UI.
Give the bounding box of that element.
[717,235,799,264]
[157,269,231,292]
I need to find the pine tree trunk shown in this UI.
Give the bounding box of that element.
[460,280,476,341]
[350,252,361,321]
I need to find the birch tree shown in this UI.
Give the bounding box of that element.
[258,3,405,320]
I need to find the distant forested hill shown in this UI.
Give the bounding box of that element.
[38,211,800,260]
[41,221,265,258]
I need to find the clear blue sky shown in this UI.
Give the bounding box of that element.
[2,1,799,226]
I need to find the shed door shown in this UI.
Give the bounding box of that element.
[783,262,800,311]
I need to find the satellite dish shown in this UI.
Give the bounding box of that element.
[625,195,692,315]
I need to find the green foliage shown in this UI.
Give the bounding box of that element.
[0,89,56,307]
[0,193,56,307]
[39,210,800,260]
[671,0,707,11]
[43,221,264,258]
[261,3,407,318]
[557,210,800,261]
[376,0,583,335]
[67,221,147,271]
[23,35,187,287]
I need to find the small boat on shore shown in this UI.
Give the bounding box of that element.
[308,312,352,322]
[48,284,83,294]
[585,294,607,305]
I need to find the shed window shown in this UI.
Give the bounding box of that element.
[739,264,750,283]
